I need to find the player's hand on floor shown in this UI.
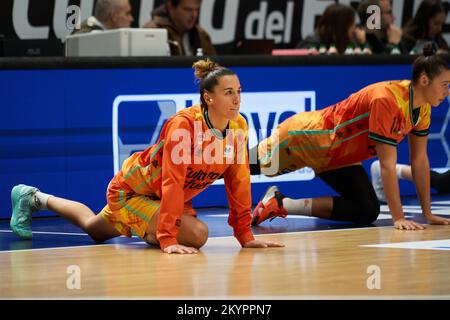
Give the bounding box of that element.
[394,218,425,230]
[243,240,285,248]
[163,244,198,254]
[426,214,450,225]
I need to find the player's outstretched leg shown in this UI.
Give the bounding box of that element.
[10,184,121,243]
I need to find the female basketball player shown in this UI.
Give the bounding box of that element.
[251,48,450,230]
[10,59,283,254]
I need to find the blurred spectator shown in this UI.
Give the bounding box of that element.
[296,4,365,54]
[401,0,450,54]
[72,0,134,34]
[357,0,407,54]
[143,0,216,56]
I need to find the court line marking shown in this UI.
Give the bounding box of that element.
[0,243,116,254]
[206,213,395,220]
[0,225,398,254]
[0,224,395,239]
[380,205,450,215]
[219,225,397,239]
[0,229,141,238]
[0,239,154,254]
[6,221,448,255]
[0,220,445,254]
[431,201,450,205]
[0,230,89,236]
[0,230,140,254]
[361,239,450,251]
[3,202,450,253]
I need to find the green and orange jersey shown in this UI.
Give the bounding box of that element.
[259,80,431,175]
[110,104,254,249]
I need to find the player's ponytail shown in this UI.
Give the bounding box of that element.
[412,44,449,85]
[192,58,236,108]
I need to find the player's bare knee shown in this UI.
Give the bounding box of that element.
[192,221,209,248]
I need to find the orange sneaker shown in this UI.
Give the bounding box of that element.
[251,186,288,226]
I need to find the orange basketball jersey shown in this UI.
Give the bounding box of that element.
[109,105,254,249]
[258,80,431,175]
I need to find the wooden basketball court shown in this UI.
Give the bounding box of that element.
[1,203,450,299]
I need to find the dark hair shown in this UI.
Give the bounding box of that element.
[192,59,236,108]
[317,4,356,54]
[403,0,447,39]
[357,0,381,25]
[412,45,449,85]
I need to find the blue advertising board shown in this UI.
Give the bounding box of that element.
[1,64,448,218]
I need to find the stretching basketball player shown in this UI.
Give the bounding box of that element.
[251,47,450,230]
[10,59,284,254]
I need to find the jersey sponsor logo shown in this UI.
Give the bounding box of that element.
[184,168,222,190]
[112,91,316,183]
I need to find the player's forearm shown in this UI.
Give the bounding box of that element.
[411,158,432,217]
[380,164,404,221]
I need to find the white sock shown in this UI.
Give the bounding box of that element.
[282,198,313,216]
[396,164,408,179]
[32,191,53,210]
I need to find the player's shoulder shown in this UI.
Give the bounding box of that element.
[230,113,249,131]
[176,104,202,118]
[364,80,409,103]
[169,105,202,127]
[364,80,401,92]
[373,80,409,94]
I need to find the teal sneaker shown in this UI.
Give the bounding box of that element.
[10,184,39,240]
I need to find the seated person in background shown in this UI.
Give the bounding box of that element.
[401,0,449,54]
[371,160,450,202]
[296,3,366,54]
[143,0,216,56]
[72,0,134,34]
[357,0,407,54]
